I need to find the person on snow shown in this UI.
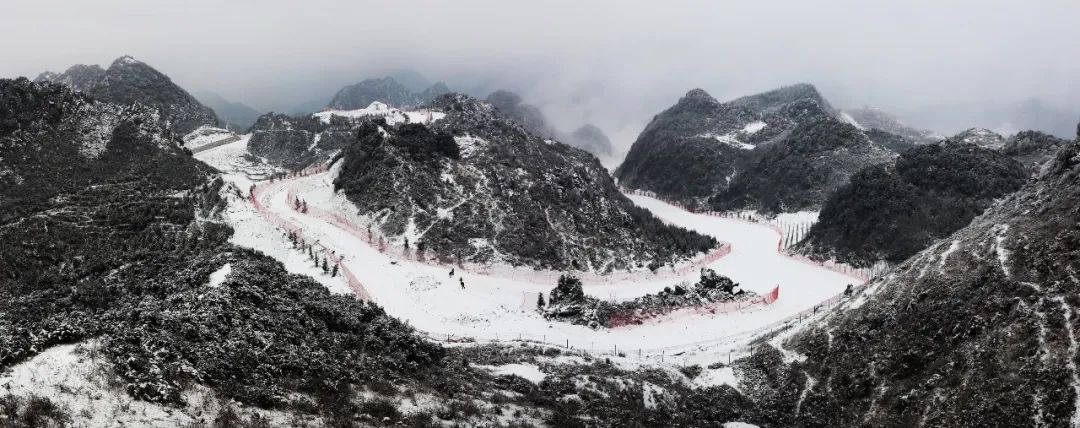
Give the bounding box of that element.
[460,277,465,289]
[449,268,455,277]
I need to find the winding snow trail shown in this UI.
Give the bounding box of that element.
[196,139,861,363]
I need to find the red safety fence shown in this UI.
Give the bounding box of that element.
[246,168,881,358]
[250,165,371,301]
[279,173,736,287]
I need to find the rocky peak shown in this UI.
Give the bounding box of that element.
[948,127,1005,149]
[727,82,834,115]
[35,56,219,135]
[34,64,105,91]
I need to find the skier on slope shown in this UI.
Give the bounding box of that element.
[449,268,455,277]
[460,277,465,289]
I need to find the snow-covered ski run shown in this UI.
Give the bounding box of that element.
[196,138,866,366]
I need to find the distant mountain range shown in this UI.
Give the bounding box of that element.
[485,89,614,157]
[193,91,262,131]
[899,98,1079,139]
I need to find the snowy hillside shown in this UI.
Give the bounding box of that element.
[733,136,1080,426]
[796,142,1027,266]
[616,84,898,213]
[332,93,717,272]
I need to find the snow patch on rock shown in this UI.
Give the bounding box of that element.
[476,363,547,383]
[207,263,232,288]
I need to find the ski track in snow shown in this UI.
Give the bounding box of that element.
[196,141,865,363]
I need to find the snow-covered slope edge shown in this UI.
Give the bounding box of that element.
[736,136,1080,426]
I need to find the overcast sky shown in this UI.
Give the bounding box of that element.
[3,0,1079,147]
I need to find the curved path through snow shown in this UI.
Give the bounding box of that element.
[253,166,860,361]
[194,138,862,362]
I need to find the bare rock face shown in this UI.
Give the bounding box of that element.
[36,56,219,135]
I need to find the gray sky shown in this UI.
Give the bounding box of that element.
[3,0,1079,147]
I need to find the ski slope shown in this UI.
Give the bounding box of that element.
[195,138,862,363]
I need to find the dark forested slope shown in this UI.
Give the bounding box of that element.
[796,142,1027,265]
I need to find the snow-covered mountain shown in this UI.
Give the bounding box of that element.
[900,97,1080,140]
[1001,130,1072,173]
[332,93,717,272]
[327,76,449,110]
[35,56,219,135]
[617,84,898,213]
[740,134,1080,426]
[796,141,1027,266]
[1,76,450,420]
[947,127,1006,149]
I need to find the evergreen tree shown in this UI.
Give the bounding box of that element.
[537,292,545,309]
[322,257,329,273]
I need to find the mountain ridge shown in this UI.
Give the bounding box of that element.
[35,56,219,135]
